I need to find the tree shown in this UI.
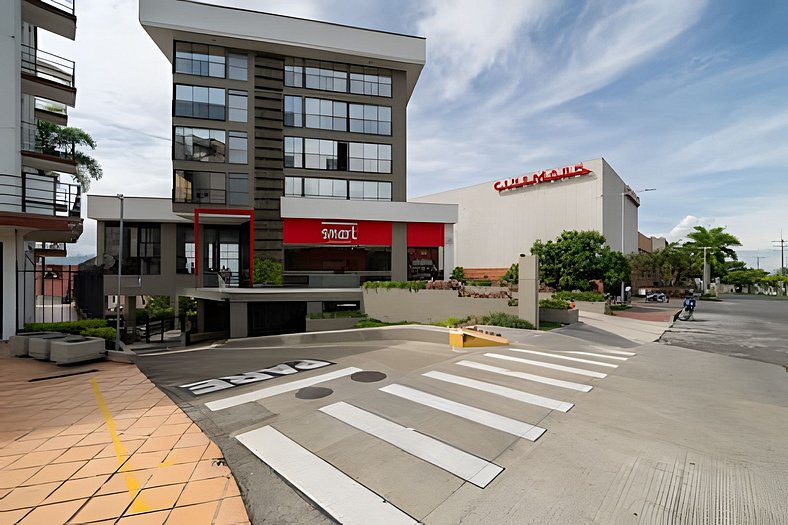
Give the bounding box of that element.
[722,268,768,287]
[36,120,103,191]
[253,258,283,285]
[530,230,630,292]
[683,226,742,278]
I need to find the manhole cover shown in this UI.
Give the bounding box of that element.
[350,371,387,383]
[295,386,333,400]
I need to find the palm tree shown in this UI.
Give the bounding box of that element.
[36,120,103,191]
[683,226,742,278]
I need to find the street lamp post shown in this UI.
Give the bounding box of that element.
[620,188,656,303]
[116,194,124,353]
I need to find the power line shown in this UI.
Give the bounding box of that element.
[754,254,767,270]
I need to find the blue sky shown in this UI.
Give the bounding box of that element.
[42,0,788,271]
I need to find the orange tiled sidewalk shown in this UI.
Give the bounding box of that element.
[0,351,250,525]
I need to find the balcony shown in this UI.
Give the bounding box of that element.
[34,242,67,258]
[21,120,78,174]
[22,0,77,40]
[21,43,76,106]
[0,172,81,218]
[34,98,68,126]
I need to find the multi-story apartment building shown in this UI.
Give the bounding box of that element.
[0,0,82,340]
[87,0,456,337]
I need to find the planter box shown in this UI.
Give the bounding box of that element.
[8,332,54,357]
[50,336,106,365]
[539,308,579,324]
[28,333,70,360]
[363,288,516,324]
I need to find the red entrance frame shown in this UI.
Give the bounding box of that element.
[193,208,255,287]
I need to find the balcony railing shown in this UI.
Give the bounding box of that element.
[21,120,75,160]
[0,172,81,217]
[21,43,75,88]
[35,97,68,117]
[41,0,75,15]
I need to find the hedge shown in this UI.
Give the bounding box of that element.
[552,291,605,302]
[479,312,534,329]
[362,281,426,292]
[539,298,571,310]
[23,319,109,335]
[81,327,116,342]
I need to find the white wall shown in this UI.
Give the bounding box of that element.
[414,159,610,268]
[0,231,17,339]
[600,159,639,254]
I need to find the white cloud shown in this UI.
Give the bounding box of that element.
[416,0,555,100]
[660,215,715,243]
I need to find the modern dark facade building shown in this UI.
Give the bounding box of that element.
[88,0,456,337]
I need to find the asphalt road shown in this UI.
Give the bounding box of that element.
[135,324,788,524]
[659,294,788,367]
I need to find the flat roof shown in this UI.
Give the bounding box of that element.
[87,195,191,223]
[280,197,458,224]
[139,0,426,100]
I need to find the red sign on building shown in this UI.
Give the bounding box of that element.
[493,163,591,192]
[283,218,392,246]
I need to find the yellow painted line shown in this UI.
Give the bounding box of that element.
[90,378,149,513]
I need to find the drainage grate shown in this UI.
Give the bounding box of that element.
[28,369,99,382]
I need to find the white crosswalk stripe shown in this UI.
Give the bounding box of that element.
[236,426,417,524]
[508,348,619,368]
[423,371,574,412]
[591,345,636,356]
[564,351,628,361]
[320,401,504,488]
[485,353,607,378]
[205,367,362,411]
[380,383,546,441]
[457,360,592,392]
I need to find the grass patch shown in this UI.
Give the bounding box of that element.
[362,281,426,292]
[354,318,414,328]
[538,322,564,331]
[552,291,605,302]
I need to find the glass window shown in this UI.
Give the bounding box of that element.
[174,127,226,162]
[305,139,338,170]
[348,180,392,201]
[176,224,195,274]
[228,131,247,164]
[104,223,161,275]
[175,42,225,78]
[304,97,347,131]
[174,85,225,120]
[228,53,248,81]
[174,170,226,204]
[284,176,303,197]
[349,103,391,135]
[304,61,347,92]
[284,96,302,127]
[302,177,347,199]
[348,142,392,173]
[284,137,303,168]
[228,173,248,206]
[285,57,303,87]
[349,66,392,97]
[228,90,247,122]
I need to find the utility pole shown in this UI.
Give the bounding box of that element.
[754,253,766,270]
[698,246,712,293]
[773,232,786,276]
[116,194,124,353]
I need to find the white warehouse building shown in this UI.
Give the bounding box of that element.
[413,158,641,278]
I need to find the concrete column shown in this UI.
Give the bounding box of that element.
[229,302,248,338]
[391,223,407,281]
[125,295,137,336]
[443,224,455,280]
[518,255,539,329]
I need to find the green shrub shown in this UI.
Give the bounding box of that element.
[502,263,519,283]
[431,316,472,327]
[466,279,493,287]
[552,291,605,302]
[179,296,197,318]
[479,312,534,329]
[539,298,571,310]
[508,298,518,307]
[253,257,283,285]
[81,327,116,341]
[23,319,108,334]
[451,266,466,283]
[362,281,426,292]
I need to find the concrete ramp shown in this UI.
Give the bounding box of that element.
[578,311,670,344]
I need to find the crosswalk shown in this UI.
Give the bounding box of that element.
[212,343,636,523]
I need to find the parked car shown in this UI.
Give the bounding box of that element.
[646,291,668,303]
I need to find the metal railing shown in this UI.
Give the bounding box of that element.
[35,97,68,116]
[34,241,66,251]
[41,0,75,15]
[0,172,81,217]
[21,120,75,160]
[16,263,102,328]
[21,43,75,88]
